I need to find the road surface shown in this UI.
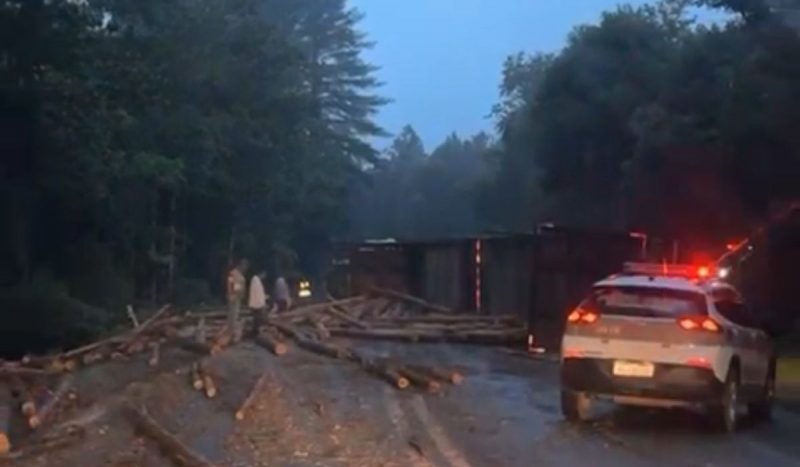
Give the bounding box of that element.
[16,341,800,466]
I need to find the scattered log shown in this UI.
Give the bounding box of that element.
[29,377,72,430]
[349,351,409,390]
[368,314,520,325]
[126,304,140,328]
[10,377,36,418]
[406,365,464,385]
[125,405,215,467]
[324,306,371,329]
[397,367,441,393]
[81,348,107,366]
[0,382,11,454]
[254,333,288,356]
[0,425,85,463]
[325,327,441,342]
[190,363,204,391]
[0,365,58,377]
[326,326,527,345]
[148,343,161,367]
[311,319,331,340]
[195,318,208,344]
[370,287,452,314]
[174,337,213,356]
[278,296,366,323]
[235,374,268,421]
[210,328,233,355]
[198,361,216,399]
[295,336,351,360]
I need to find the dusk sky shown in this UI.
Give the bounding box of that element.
[349,0,719,151]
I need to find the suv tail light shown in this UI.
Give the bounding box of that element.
[567,307,599,325]
[678,316,720,332]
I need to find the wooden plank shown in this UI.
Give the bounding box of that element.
[235,374,269,421]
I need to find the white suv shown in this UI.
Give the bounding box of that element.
[560,262,775,432]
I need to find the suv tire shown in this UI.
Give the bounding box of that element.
[749,359,776,421]
[561,390,591,422]
[713,365,740,433]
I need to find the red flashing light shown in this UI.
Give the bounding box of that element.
[697,266,710,278]
[685,357,711,369]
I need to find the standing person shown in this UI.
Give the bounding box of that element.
[273,273,292,312]
[226,258,249,337]
[248,270,269,337]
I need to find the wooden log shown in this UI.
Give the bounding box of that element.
[312,319,331,340]
[254,333,288,356]
[174,337,213,356]
[370,287,452,314]
[0,365,58,377]
[277,296,366,323]
[235,374,268,421]
[367,314,520,325]
[0,425,85,463]
[324,305,371,329]
[81,347,107,366]
[325,327,442,342]
[190,363,204,391]
[29,377,72,430]
[148,343,161,367]
[10,376,36,418]
[296,336,351,360]
[125,405,215,467]
[406,365,464,385]
[0,382,11,454]
[198,361,216,399]
[397,367,441,393]
[348,351,409,390]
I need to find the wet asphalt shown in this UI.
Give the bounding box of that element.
[371,343,800,467]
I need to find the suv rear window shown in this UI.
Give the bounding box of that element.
[585,286,707,318]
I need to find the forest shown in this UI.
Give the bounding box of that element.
[2,0,800,353]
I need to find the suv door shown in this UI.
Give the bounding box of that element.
[713,298,764,386]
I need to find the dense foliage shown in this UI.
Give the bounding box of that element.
[0,0,384,353]
[351,0,800,252]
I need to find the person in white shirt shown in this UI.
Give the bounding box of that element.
[248,270,268,336]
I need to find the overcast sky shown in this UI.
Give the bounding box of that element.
[349,0,715,151]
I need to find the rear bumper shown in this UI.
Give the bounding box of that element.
[561,358,724,404]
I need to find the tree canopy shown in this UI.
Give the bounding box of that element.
[0,0,384,354]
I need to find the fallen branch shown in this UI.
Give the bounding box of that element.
[125,405,216,467]
[235,374,269,421]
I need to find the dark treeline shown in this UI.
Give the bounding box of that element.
[3,0,800,353]
[0,0,385,353]
[349,0,800,252]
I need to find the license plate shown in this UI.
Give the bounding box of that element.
[613,360,655,378]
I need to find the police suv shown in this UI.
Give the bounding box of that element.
[560,262,775,432]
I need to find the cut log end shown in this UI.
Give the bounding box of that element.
[0,433,9,455]
[396,377,410,390]
[21,401,36,417]
[234,411,246,421]
[28,415,42,430]
[450,372,465,385]
[274,343,288,356]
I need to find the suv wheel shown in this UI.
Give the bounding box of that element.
[561,390,591,422]
[713,366,740,433]
[749,359,776,421]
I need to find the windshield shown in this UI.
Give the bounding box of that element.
[586,286,708,318]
